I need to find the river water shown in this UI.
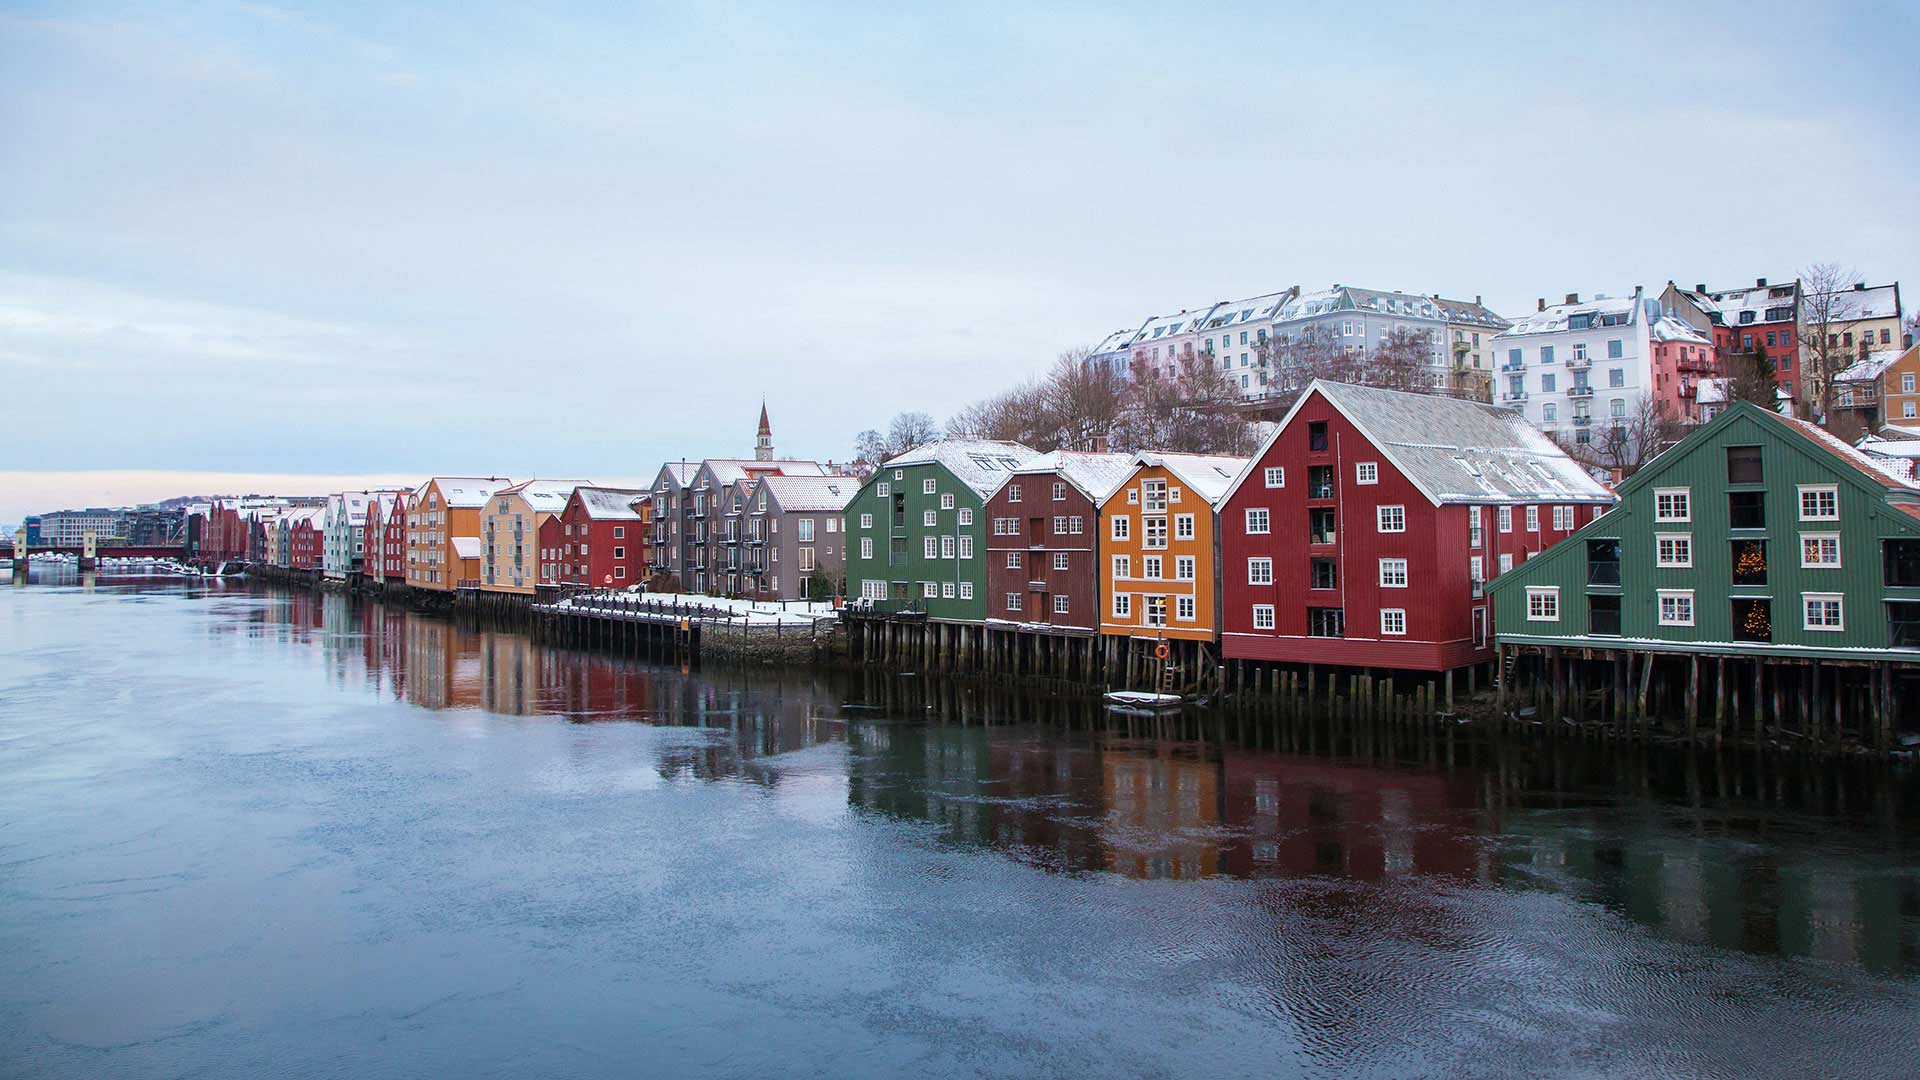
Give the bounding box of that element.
[3,573,1918,1078]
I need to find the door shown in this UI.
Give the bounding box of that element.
[1472,607,1487,649]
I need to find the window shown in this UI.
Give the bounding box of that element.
[1263,467,1285,488]
[940,493,955,510]
[1176,596,1195,621]
[1654,488,1691,522]
[1172,514,1194,541]
[1526,586,1560,621]
[1143,596,1167,627]
[859,538,873,559]
[860,513,873,529]
[1803,593,1844,631]
[1248,558,1273,585]
[1245,508,1270,534]
[1356,462,1378,485]
[877,482,889,497]
[1798,485,1839,521]
[938,581,952,598]
[1308,465,1334,498]
[1497,506,1512,532]
[1052,482,1066,501]
[1470,506,1483,548]
[1007,551,1022,569]
[958,582,973,600]
[924,537,938,559]
[1376,505,1406,532]
[1143,555,1162,579]
[1525,506,1539,532]
[1552,506,1571,531]
[1380,609,1406,635]
[1607,339,1623,359]
[1142,479,1168,513]
[1144,516,1168,549]
[1111,516,1130,541]
[1726,445,1763,484]
[1113,593,1132,619]
[923,510,938,527]
[1308,608,1345,637]
[1542,374,1557,394]
[1378,558,1407,587]
[1469,555,1484,597]
[1006,592,1023,612]
[1308,421,1328,451]
[923,478,937,495]
[1252,604,1275,630]
[1729,491,1766,530]
[938,535,954,559]
[1068,515,1082,533]
[1049,551,1069,571]
[958,508,973,526]
[1800,533,1840,567]
[1112,555,1130,579]
[1658,590,1695,626]
[1655,533,1691,567]
[922,582,938,599]
[1175,555,1194,580]
[957,536,972,559]
[1309,508,1336,545]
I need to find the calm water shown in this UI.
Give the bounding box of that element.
[3,572,1919,1079]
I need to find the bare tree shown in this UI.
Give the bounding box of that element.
[1253,323,1359,404]
[1796,261,1858,424]
[1589,396,1684,476]
[945,380,1056,448]
[1367,327,1443,393]
[1043,348,1126,451]
[1110,354,1258,455]
[852,411,939,470]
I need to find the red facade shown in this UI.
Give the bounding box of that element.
[382,499,408,579]
[557,488,651,588]
[289,515,324,570]
[1218,387,1602,672]
[982,468,1101,631]
[201,501,249,564]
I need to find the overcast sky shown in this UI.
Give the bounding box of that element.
[2,1,1916,526]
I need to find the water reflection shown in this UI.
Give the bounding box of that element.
[215,586,1920,977]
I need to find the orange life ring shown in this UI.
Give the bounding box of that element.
[1154,642,1170,660]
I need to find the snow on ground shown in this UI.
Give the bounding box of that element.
[551,592,839,626]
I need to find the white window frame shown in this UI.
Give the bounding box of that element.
[923,510,938,527]
[1112,554,1130,579]
[1380,608,1406,636]
[941,582,955,598]
[923,478,937,495]
[1797,484,1839,522]
[1525,506,1540,532]
[1112,592,1132,619]
[1251,604,1275,630]
[922,581,938,598]
[940,493,955,510]
[1245,507,1270,535]
[958,582,973,600]
[1378,558,1408,587]
[1657,589,1695,627]
[1007,551,1022,569]
[1174,514,1194,540]
[1142,555,1162,580]
[923,536,938,559]
[1175,555,1194,581]
[1655,533,1692,568]
[1247,557,1273,585]
[957,508,973,526]
[1052,552,1069,570]
[1799,533,1840,568]
[1376,505,1406,533]
[1355,462,1378,485]
[1263,467,1285,488]
[1005,592,1023,612]
[859,513,873,529]
[1525,586,1559,621]
[1497,505,1512,533]
[1175,595,1195,622]
[1802,592,1844,631]
[1111,516,1130,541]
[1654,487,1691,523]
[1053,594,1069,614]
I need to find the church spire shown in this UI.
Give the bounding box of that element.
[755,401,773,461]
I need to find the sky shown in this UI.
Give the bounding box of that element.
[2,0,1917,526]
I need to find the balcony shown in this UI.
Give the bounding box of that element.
[1677,355,1714,374]
[1567,354,1591,369]
[1566,386,1593,398]
[1574,415,1592,426]
[1499,361,1525,373]
[1501,391,1528,403]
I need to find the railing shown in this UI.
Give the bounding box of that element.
[1566,386,1593,397]
[1502,391,1528,402]
[1568,354,1591,369]
[844,597,925,616]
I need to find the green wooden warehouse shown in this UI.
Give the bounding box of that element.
[842,438,1037,621]
[1487,400,1920,743]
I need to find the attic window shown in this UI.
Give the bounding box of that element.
[1455,456,1482,477]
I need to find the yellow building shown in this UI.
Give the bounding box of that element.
[479,479,592,595]
[405,477,514,592]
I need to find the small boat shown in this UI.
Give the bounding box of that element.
[1103,690,1189,711]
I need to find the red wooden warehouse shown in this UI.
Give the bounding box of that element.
[983,451,1134,631]
[559,487,653,588]
[1215,380,1613,673]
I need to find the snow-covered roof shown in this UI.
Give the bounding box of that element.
[884,439,1039,498]
[1496,293,1640,337]
[759,475,856,513]
[572,486,650,520]
[1091,323,1147,355]
[1829,283,1901,323]
[427,477,513,508]
[1858,435,1920,460]
[1005,450,1136,503]
[498,479,592,513]
[451,536,482,559]
[652,462,697,491]
[1696,378,1728,405]
[1274,287,1345,322]
[1650,313,1711,344]
[1124,451,1249,505]
[1776,412,1918,489]
[1198,290,1294,332]
[287,507,325,527]
[700,458,828,487]
[1696,280,1798,326]
[1225,380,1615,509]
[1136,306,1215,342]
[1835,348,1906,384]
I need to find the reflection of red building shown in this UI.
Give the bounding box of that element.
[1102,751,1221,879]
[1219,751,1480,881]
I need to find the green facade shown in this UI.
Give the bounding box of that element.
[1489,402,1920,660]
[843,459,990,621]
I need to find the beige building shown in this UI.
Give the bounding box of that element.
[405,477,513,592]
[479,479,591,595]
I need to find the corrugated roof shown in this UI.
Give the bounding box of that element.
[884,439,1039,498]
[573,486,650,520]
[1835,347,1909,384]
[451,536,482,559]
[498,479,592,513]
[1128,451,1250,505]
[759,475,856,512]
[1008,450,1136,503]
[1775,412,1918,489]
[427,477,514,508]
[1497,293,1640,337]
[1222,380,1614,509]
[701,459,828,486]
[653,462,697,490]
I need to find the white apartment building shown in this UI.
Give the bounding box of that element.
[322,491,374,580]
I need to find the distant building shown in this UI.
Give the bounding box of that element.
[37,508,127,546]
[405,478,513,592]
[1663,278,1800,403]
[558,487,652,588]
[481,480,589,595]
[750,474,857,599]
[1834,343,1920,431]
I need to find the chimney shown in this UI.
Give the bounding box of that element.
[1475,295,1482,306]
[1565,292,1580,305]
[1756,277,1767,287]
[1695,283,1706,293]
[1537,298,1546,312]
[1854,282,1867,290]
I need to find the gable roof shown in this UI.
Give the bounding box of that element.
[758,474,856,512]
[652,462,697,491]
[1219,380,1614,509]
[1835,346,1910,384]
[1828,282,1901,323]
[1774,412,1918,488]
[884,439,1039,498]
[425,477,514,508]
[498,479,593,514]
[700,458,828,487]
[1005,450,1136,503]
[1495,292,1641,337]
[571,486,651,520]
[1115,451,1250,506]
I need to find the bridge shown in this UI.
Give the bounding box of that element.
[9,544,189,560]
